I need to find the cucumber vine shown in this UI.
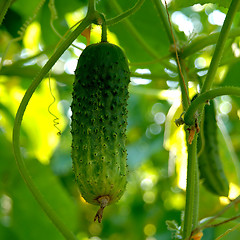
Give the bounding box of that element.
[9,0,240,239]
[12,0,146,239]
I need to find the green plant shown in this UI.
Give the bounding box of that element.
[1,0,240,239]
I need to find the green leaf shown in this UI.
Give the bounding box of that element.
[166,220,182,239]
[10,0,41,19]
[221,62,240,87]
[166,220,180,231]
[220,61,240,107]
[0,224,18,240]
[98,0,171,74]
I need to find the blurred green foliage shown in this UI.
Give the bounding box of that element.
[1,0,240,240]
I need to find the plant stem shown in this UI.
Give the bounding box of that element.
[109,0,159,59]
[181,27,240,58]
[108,0,176,72]
[129,53,173,66]
[129,85,168,97]
[151,0,176,44]
[184,86,240,126]
[0,37,22,70]
[0,0,14,25]
[182,136,198,239]
[215,222,240,240]
[88,0,96,13]
[206,214,240,229]
[153,0,190,109]
[106,0,145,26]
[178,58,190,111]
[1,64,177,86]
[192,195,240,235]
[0,64,74,84]
[188,55,240,77]
[165,1,190,109]
[131,71,173,80]
[192,160,199,230]
[201,0,240,93]
[100,14,107,42]
[12,16,93,240]
[10,47,53,66]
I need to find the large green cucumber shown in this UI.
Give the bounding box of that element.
[198,100,229,197]
[71,42,130,222]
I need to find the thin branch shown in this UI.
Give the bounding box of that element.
[0,0,14,25]
[12,16,93,240]
[206,214,240,229]
[201,0,240,93]
[87,0,96,13]
[131,72,174,80]
[183,137,198,239]
[1,63,177,85]
[151,0,176,44]
[215,222,240,240]
[129,53,173,66]
[163,0,190,109]
[184,87,240,126]
[106,0,145,26]
[181,27,240,58]
[108,0,161,59]
[191,195,240,236]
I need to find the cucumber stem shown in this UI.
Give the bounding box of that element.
[94,195,110,223]
[87,0,96,13]
[100,14,107,42]
[184,87,240,126]
[182,136,198,239]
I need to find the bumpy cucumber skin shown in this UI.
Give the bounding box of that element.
[198,100,229,197]
[71,42,130,206]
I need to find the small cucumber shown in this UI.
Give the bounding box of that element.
[71,41,130,222]
[198,100,229,197]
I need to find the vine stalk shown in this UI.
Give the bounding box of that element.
[201,0,240,93]
[12,0,150,238]
[0,0,14,25]
[182,137,198,239]
[106,0,145,26]
[87,0,96,13]
[156,1,199,238]
[184,87,240,126]
[99,14,107,42]
[151,0,175,44]
[12,13,94,240]
[182,1,240,239]
[163,0,190,110]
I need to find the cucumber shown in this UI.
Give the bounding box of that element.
[198,100,229,197]
[71,41,130,222]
